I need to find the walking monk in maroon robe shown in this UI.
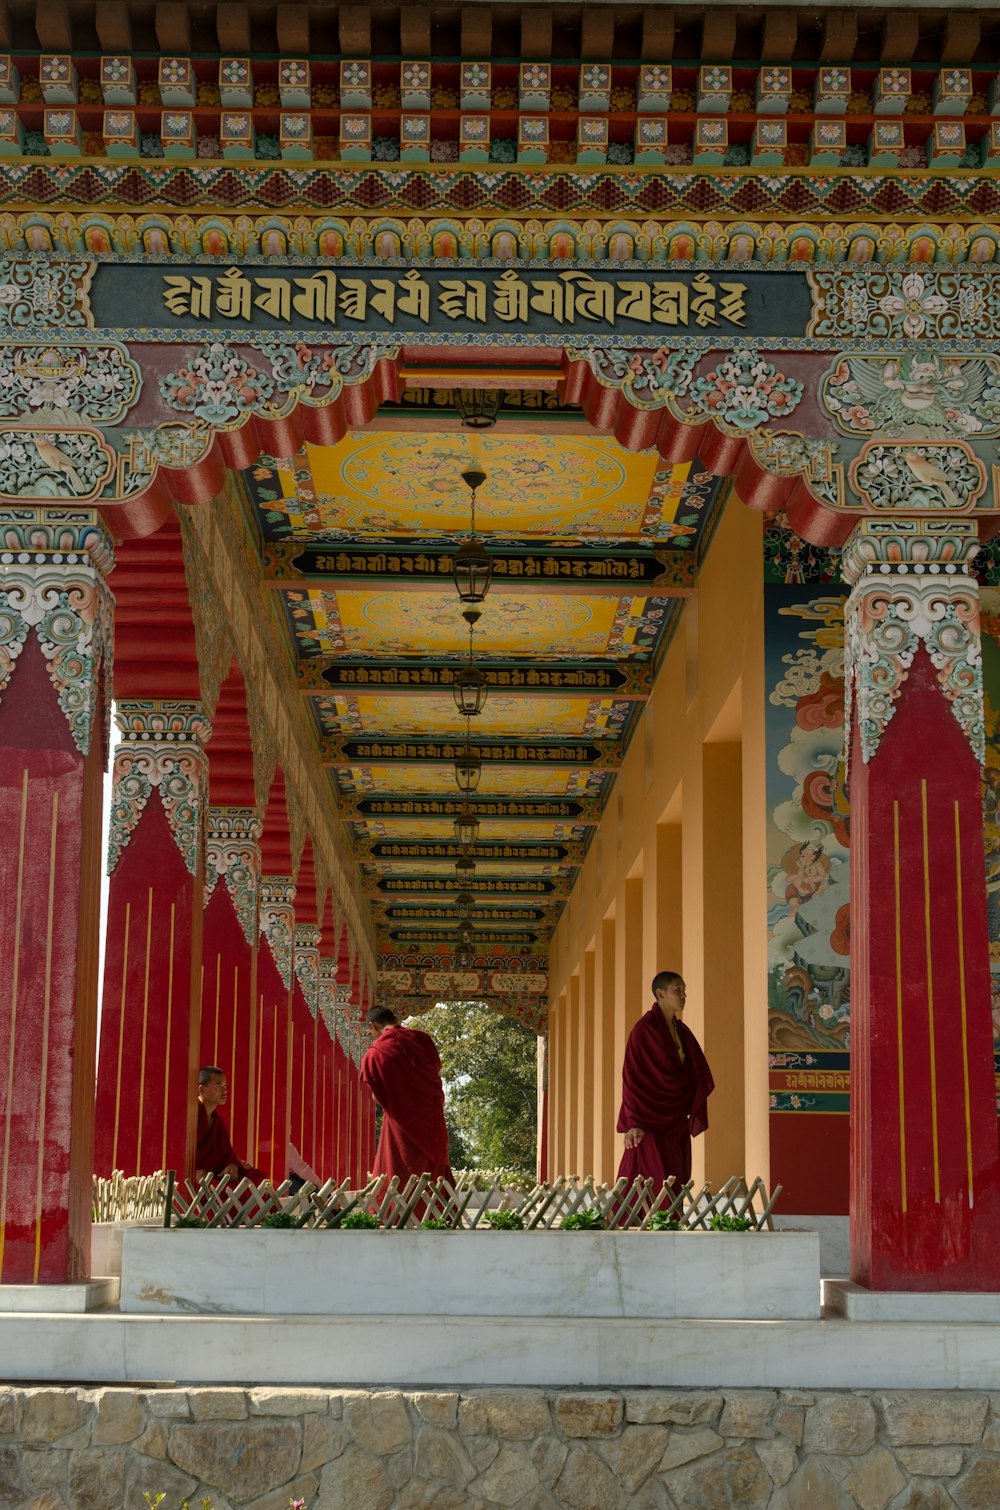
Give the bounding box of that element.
[360,1007,453,1186]
[195,1066,266,1183]
[617,972,714,1188]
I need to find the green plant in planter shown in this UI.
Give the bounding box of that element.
[262,1210,297,1229]
[647,1212,682,1232]
[173,1216,206,1229]
[421,1217,453,1230]
[340,1209,380,1230]
[485,1210,524,1230]
[707,1214,753,1232]
[560,1208,605,1232]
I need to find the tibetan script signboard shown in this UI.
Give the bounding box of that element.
[87,263,813,340]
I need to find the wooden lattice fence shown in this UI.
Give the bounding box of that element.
[95,1171,780,1231]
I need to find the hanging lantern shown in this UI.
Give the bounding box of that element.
[455,390,501,429]
[453,661,488,717]
[451,469,493,604]
[452,536,494,605]
[454,812,480,846]
[453,606,488,716]
[454,751,481,792]
[454,889,475,912]
[455,854,477,881]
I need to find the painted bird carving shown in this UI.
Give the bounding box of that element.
[31,433,85,494]
[901,449,963,509]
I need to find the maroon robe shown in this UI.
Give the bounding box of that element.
[196,1102,265,1184]
[360,1025,453,1185]
[616,1006,714,1187]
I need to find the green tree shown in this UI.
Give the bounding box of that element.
[412,1001,537,1174]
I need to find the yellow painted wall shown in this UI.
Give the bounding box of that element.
[547,494,768,1187]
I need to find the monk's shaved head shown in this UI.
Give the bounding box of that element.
[367,1005,398,1027]
[199,1065,224,1085]
[651,971,683,996]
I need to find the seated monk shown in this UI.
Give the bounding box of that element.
[195,1066,266,1184]
[360,1007,453,1190]
[616,971,715,1189]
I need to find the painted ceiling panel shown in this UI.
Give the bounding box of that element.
[333,763,608,797]
[358,820,584,842]
[238,394,728,972]
[316,692,626,741]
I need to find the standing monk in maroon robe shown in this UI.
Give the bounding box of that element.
[617,972,714,1188]
[360,1007,453,1187]
[195,1066,266,1184]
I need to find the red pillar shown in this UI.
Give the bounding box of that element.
[95,701,210,1181]
[201,808,261,1159]
[256,875,294,1184]
[845,519,1000,1290]
[0,508,113,1283]
[293,925,321,1171]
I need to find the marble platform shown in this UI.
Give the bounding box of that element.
[824,1278,1000,1322]
[3,1310,1000,1388]
[119,1228,820,1320]
[0,1279,118,1313]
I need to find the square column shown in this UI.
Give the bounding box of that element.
[256,875,294,1184]
[95,701,210,1181]
[0,508,113,1283]
[202,807,261,1158]
[844,520,1000,1290]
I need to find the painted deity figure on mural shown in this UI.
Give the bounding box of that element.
[360,1006,453,1191]
[616,972,715,1189]
[195,1067,266,1185]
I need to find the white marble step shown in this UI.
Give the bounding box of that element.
[2,1310,1000,1390]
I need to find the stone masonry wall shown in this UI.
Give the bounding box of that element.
[1,1385,1000,1510]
